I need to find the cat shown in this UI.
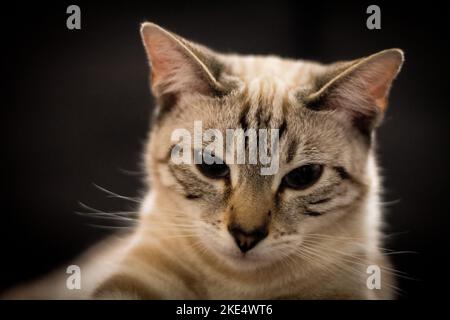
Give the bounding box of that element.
[5,22,404,300]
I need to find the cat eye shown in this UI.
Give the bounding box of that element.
[195,150,229,179]
[196,162,230,179]
[282,164,323,190]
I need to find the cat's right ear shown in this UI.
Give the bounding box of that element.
[140,22,227,100]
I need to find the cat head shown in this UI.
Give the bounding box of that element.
[140,22,403,269]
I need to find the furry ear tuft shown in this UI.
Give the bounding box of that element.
[140,22,226,98]
[307,49,404,134]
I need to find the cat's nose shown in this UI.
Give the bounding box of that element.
[228,224,268,253]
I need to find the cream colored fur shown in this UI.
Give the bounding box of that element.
[2,22,403,300]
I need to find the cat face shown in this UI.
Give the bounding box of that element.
[140,23,403,269]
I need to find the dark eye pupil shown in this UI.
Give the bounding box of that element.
[196,162,229,179]
[283,164,323,190]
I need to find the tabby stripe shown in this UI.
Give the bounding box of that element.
[333,166,351,180]
[278,120,287,139]
[152,93,179,125]
[168,164,211,199]
[286,138,298,163]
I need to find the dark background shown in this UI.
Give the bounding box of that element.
[2,1,450,299]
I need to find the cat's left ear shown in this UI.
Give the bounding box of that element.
[306,49,404,134]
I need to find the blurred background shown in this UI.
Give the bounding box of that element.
[2,1,450,299]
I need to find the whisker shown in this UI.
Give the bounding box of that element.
[301,238,415,280]
[92,183,141,203]
[118,167,145,176]
[86,223,135,230]
[77,202,138,219]
[75,211,137,223]
[378,199,401,207]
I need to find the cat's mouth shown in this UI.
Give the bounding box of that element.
[199,230,274,267]
[220,245,273,268]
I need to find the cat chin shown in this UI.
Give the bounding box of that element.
[219,248,277,271]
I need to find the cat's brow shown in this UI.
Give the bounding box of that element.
[238,102,250,132]
[278,120,287,139]
[286,138,298,164]
[333,166,351,181]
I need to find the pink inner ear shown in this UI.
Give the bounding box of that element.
[146,35,181,86]
[318,52,402,121]
[343,54,401,114]
[148,48,163,84]
[366,60,400,112]
[142,29,212,96]
[369,77,391,112]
